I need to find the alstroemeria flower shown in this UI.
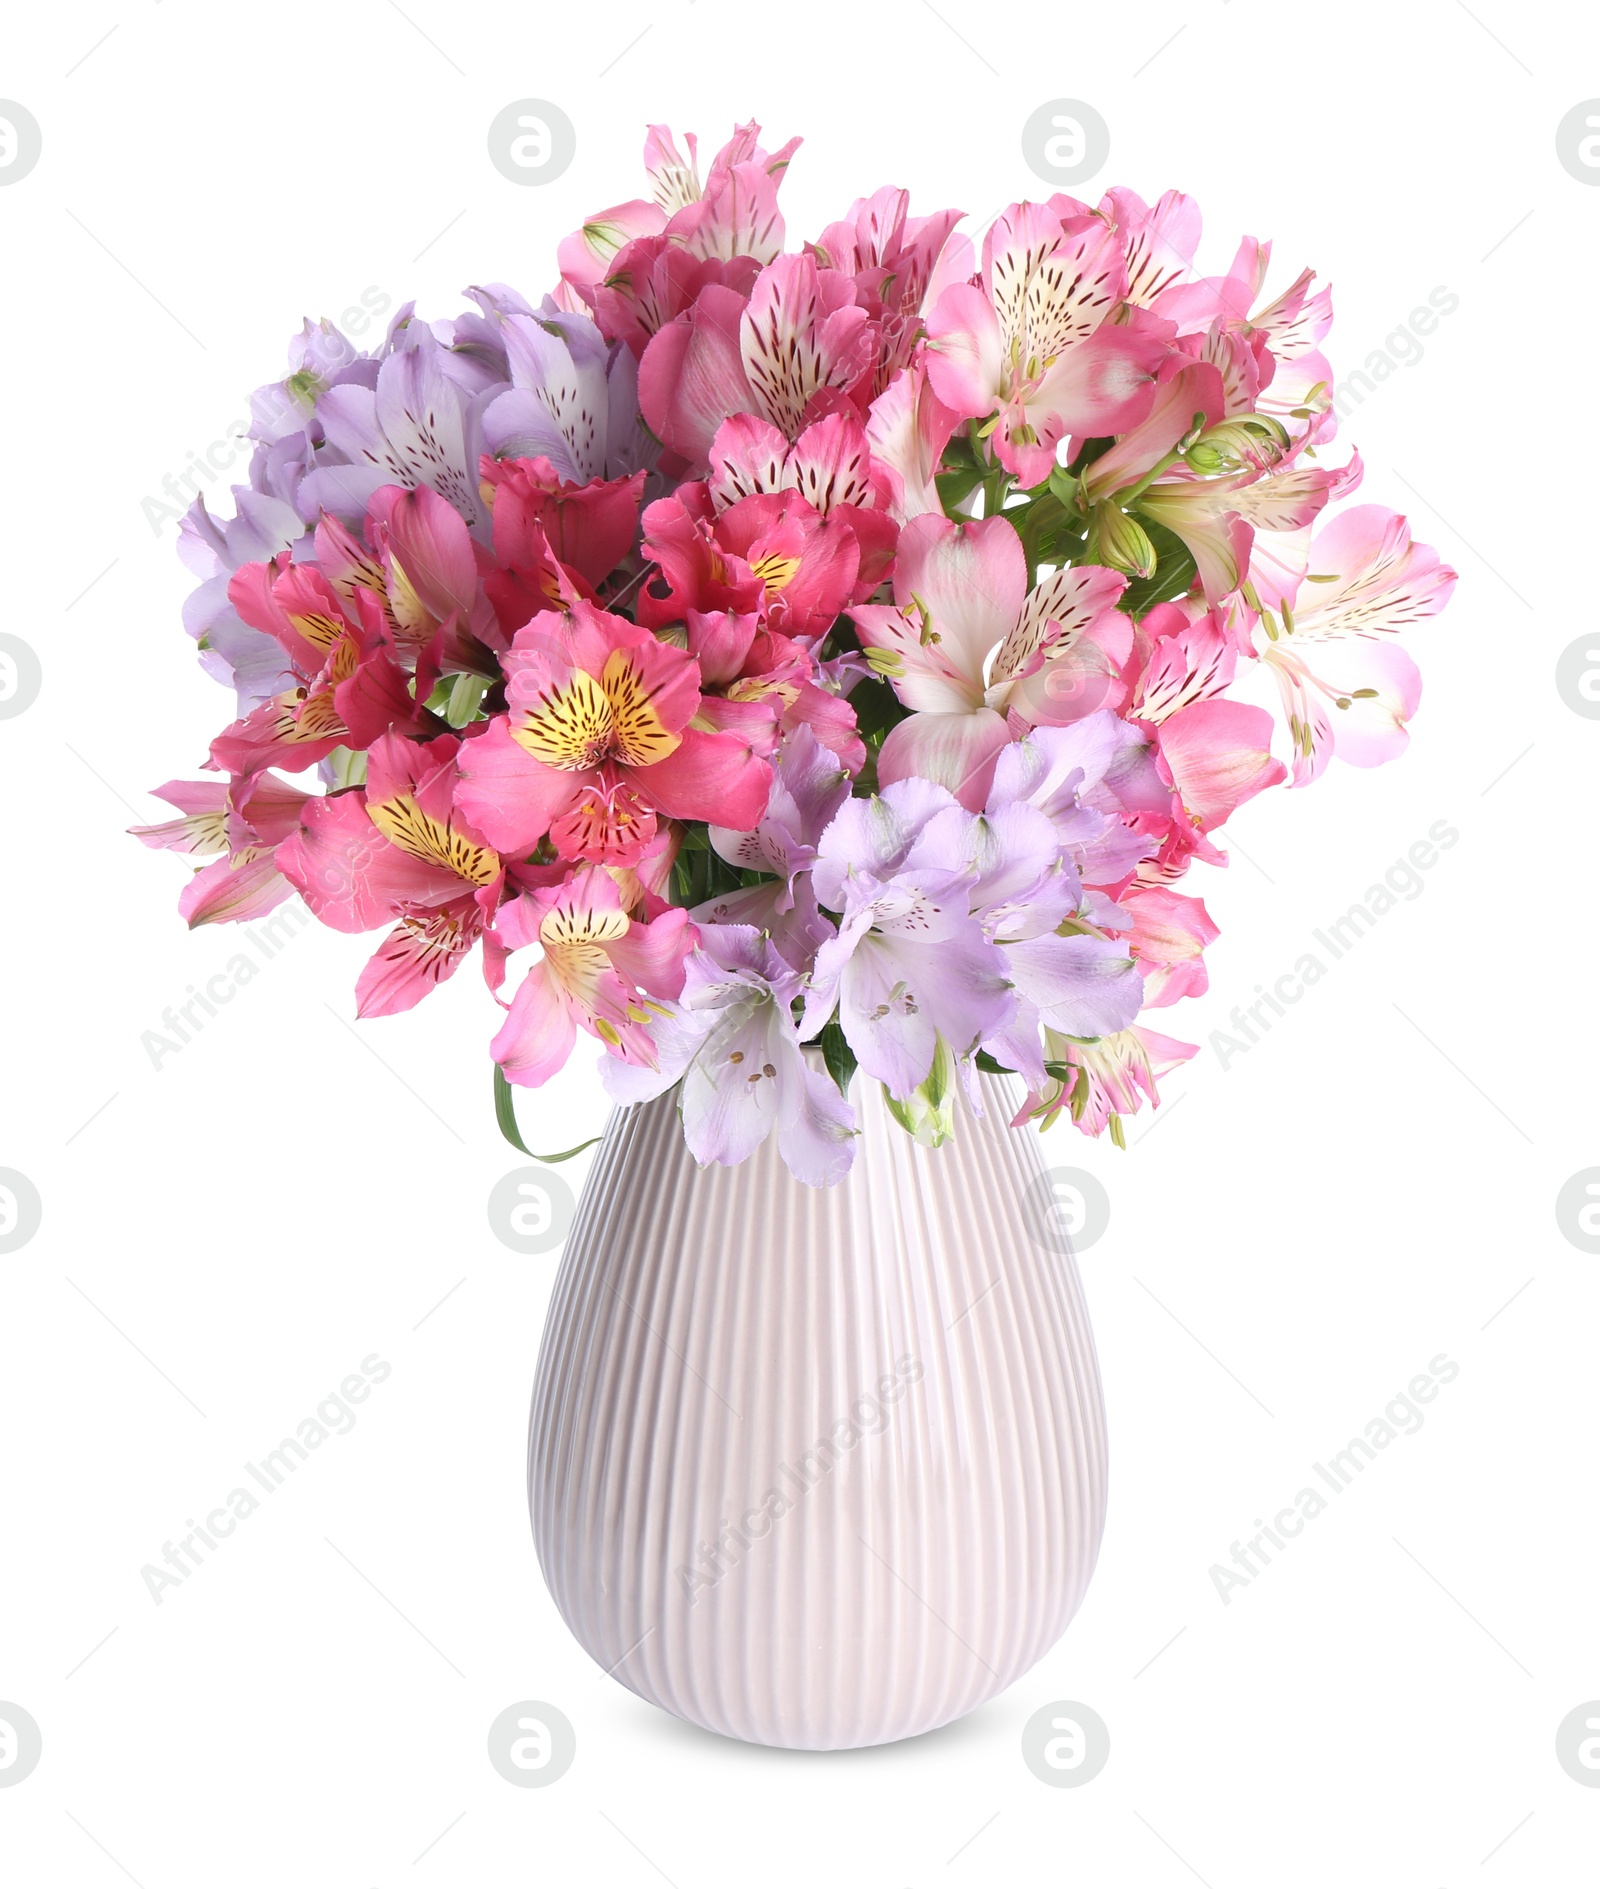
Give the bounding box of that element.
[985,714,1157,890]
[212,555,428,777]
[1119,885,1218,1006]
[132,772,311,927]
[1246,504,1456,784]
[299,328,492,530]
[709,723,852,907]
[601,924,856,1187]
[864,362,961,523]
[479,453,645,595]
[276,732,504,1014]
[1015,1024,1197,1138]
[488,864,693,1085]
[804,779,1014,1098]
[810,186,966,391]
[639,252,874,467]
[850,512,1131,808]
[455,598,771,861]
[908,793,1144,1084]
[478,302,655,487]
[1154,698,1286,832]
[642,485,861,643]
[923,201,1170,485]
[559,120,798,317]
[706,410,897,595]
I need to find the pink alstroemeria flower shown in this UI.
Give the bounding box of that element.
[455,598,772,862]
[1016,1024,1198,1138]
[1246,505,1457,785]
[850,512,1131,809]
[639,252,873,467]
[488,864,693,1085]
[1119,885,1218,1006]
[276,732,504,1015]
[923,201,1169,485]
[131,772,311,927]
[1155,698,1287,832]
[558,121,799,316]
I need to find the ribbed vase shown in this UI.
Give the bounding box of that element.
[527,1071,1107,1750]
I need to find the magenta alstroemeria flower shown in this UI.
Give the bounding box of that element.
[851,512,1132,808]
[558,120,798,315]
[276,732,504,1015]
[811,186,966,392]
[706,410,897,595]
[601,924,856,1188]
[488,865,693,1086]
[212,557,428,778]
[923,201,1170,485]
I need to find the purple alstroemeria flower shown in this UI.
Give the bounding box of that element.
[476,292,657,485]
[804,779,1014,1101]
[602,925,856,1188]
[858,783,1145,1087]
[710,724,852,910]
[985,711,1159,889]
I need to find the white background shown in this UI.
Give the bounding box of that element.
[2,1,1598,1883]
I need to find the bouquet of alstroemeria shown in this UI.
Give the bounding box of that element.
[136,120,1456,1185]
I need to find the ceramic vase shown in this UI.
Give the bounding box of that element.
[527,1071,1106,1750]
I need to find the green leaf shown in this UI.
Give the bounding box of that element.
[935,464,984,514]
[494,1064,602,1163]
[846,674,906,743]
[817,1018,858,1095]
[975,1051,1016,1076]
